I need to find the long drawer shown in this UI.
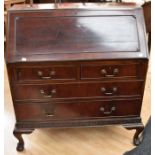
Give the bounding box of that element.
[13,81,143,101]
[14,98,141,121]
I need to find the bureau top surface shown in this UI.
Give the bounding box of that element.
[9,3,140,11]
[6,3,148,63]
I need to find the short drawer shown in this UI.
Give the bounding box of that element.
[81,63,142,79]
[15,66,77,82]
[13,81,143,101]
[14,98,142,121]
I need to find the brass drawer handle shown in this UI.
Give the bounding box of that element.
[40,89,56,98]
[45,113,54,117]
[37,71,56,79]
[100,106,116,115]
[100,68,119,77]
[101,87,117,95]
[44,104,55,117]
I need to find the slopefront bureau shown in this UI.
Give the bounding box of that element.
[6,3,149,151]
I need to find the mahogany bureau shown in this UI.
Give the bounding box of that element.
[6,3,149,151]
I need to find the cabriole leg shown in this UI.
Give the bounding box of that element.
[123,123,144,146]
[13,127,34,151]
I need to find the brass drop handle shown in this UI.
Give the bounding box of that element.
[101,87,117,95]
[100,106,116,115]
[45,113,54,117]
[44,104,55,117]
[44,110,55,117]
[37,71,56,79]
[100,68,119,77]
[40,89,56,98]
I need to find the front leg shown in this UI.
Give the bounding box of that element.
[123,123,144,146]
[13,127,34,151]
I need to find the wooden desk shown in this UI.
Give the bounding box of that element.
[6,3,149,151]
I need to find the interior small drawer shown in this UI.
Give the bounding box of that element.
[81,63,142,80]
[15,66,77,82]
[14,98,142,121]
[13,81,143,101]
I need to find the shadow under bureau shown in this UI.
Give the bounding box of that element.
[6,3,149,151]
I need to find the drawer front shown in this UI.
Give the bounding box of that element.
[15,66,77,81]
[81,64,141,79]
[14,99,141,121]
[13,81,143,101]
